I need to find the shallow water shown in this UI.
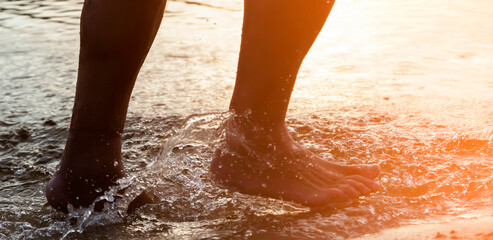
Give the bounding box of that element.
[0,0,492,239]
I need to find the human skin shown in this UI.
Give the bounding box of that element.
[46,0,380,212]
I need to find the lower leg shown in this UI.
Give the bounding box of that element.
[230,0,334,125]
[46,0,166,212]
[211,0,381,207]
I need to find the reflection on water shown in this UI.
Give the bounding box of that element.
[0,0,492,239]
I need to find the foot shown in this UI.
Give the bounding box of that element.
[210,116,381,208]
[45,132,124,212]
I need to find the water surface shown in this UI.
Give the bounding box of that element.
[0,0,492,239]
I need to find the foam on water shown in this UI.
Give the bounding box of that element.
[1,108,492,239]
[35,113,491,239]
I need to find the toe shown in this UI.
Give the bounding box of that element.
[346,175,380,192]
[363,164,381,179]
[337,184,361,198]
[340,178,372,195]
[340,164,381,179]
[316,188,349,206]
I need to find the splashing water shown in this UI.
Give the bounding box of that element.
[50,112,493,239]
[59,112,307,239]
[1,0,493,239]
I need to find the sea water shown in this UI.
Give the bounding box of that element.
[0,0,492,239]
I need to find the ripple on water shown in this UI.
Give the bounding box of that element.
[1,108,491,239]
[17,111,485,240]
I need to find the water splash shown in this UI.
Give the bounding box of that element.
[54,110,493,239]
[60,112,306,238]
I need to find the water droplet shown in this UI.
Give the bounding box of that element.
[95,188,102,193]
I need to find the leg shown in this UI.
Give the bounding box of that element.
[45,0,166,212]
[211,0,381,208]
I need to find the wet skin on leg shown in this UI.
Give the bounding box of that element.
[46,0,381,212]
[210,0,381,208]
[45,0,167,212]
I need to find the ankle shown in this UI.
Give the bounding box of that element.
[69,104,126,137]
[230,111,288,136]
[59,130,123,175]
[225,113,295,156]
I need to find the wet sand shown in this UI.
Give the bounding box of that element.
[355,216,493,240]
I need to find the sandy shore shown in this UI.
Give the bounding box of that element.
[354,216,493,240]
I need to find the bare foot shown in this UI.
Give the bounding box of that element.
[45,132,124,212]
[210,116,381,208]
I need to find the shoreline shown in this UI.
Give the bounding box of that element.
[354,216,493,240]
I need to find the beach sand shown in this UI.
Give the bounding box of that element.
[355,216,493,240]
